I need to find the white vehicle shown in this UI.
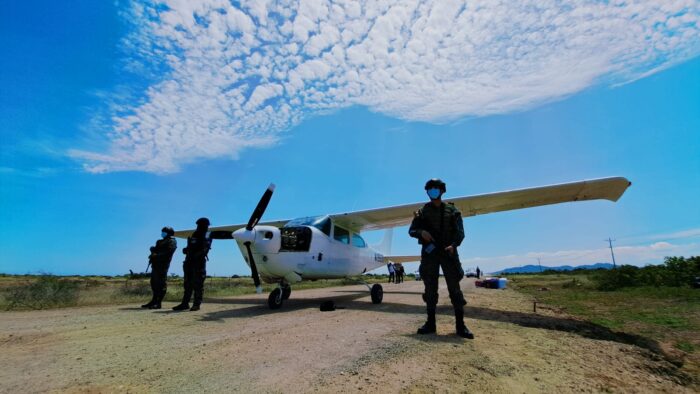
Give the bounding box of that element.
[175,177,631,309]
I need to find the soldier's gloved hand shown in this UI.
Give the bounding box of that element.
[420,231,433,243]
[444,245,455,255]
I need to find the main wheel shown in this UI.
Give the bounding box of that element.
[282,286,291,300]
[268,288,283,309]
[370,284,383,304]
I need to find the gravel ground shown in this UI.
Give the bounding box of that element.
[0,279,695,393]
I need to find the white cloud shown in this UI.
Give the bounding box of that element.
[74,0,700,173]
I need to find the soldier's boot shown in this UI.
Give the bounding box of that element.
[141,296,156,309]
[149,293,162,309]
[150,290,166,309]
[189,304,200,311]
[173,287,192,311]
[417,308,437,334]
[454,308,474,339]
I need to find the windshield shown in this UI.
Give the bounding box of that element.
[284,215,331,236]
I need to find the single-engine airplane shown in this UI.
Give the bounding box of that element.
[174,177,631,309]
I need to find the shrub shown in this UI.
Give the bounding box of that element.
[593,256,699,290]
[118,280,151,296]
[3,275,80,310]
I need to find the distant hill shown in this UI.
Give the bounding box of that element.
[494,263,614,274]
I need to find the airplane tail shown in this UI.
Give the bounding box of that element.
[373,229,393,255]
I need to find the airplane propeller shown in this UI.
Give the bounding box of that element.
[241,183,275,294]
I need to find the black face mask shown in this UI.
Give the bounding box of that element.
[195,225,209,235]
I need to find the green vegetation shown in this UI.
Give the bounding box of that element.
[506,261,700,377]
[592,256,699,290]
[0,274,387,311]
[3,275,80,310]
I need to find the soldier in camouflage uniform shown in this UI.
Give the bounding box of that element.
[173,218,212,312]
[409,179,474,339]
[142,226,177,309]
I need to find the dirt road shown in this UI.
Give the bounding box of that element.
[0,279,695,393]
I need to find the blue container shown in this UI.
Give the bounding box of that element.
[497,278,508,289]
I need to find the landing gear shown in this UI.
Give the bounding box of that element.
[370,284,383,304]
[268,288,283,309]
[282,284,291,300]
[268,282,291,309]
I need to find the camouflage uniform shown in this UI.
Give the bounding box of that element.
[180,232,212,307]
[149,236,177,305]
[409,202,466,311]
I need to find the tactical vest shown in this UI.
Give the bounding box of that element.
[418,202,460,248]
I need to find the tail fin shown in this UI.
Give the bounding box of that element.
[373,229,393,255]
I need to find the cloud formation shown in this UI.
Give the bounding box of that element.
[72,0,700,173]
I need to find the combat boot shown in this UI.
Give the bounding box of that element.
[149,292,164,309]
[189,304,200,311]
[141,297,155,309]
[454,308,474,339]
[417,309,436,334]
[172,303,190,311]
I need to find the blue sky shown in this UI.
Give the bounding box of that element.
[1,1,699,276]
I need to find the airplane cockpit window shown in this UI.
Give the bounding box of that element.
[333,225,350,244]
[284,215,331,236]
[351,233,366,248]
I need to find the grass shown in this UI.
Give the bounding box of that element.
[506,272,700,377]
[0,274,389,311]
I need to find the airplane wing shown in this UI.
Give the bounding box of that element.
[173,219,289,239]
[330,177,631,232]
[383,255,421,263]
[173,177,630,238]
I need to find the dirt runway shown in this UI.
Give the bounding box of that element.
[0,279,694,393]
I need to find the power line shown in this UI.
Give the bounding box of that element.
[605,237,617,268]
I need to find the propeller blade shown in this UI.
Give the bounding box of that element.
[244,242,262,293]
[246,183,276,231]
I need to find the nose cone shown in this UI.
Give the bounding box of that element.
[232,228,255,243]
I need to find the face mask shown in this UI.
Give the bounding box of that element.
[427,188,441,199]
[161,232,168,238]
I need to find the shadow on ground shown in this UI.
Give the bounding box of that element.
[463,305,692,383]
[193,288,691,383]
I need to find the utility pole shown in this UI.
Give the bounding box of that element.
[537,258,543,272]
[605,238,617,268]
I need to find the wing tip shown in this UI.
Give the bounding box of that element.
[598,176,632,202]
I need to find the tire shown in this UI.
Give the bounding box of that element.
[268,288,283,309]
[370,284,383,304]
[282,286,291,300]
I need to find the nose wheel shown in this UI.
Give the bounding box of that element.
[268,283,292,309]
[282,285,291,300]
[268,288,283,309]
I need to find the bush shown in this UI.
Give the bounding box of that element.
[118,280,151,296]
[593,256,700,290]
[3,275,80,310]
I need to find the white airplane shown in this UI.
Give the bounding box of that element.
[174,177,631,309]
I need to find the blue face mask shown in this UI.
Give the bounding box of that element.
[427,188,441,199]
[161,231,168,238]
